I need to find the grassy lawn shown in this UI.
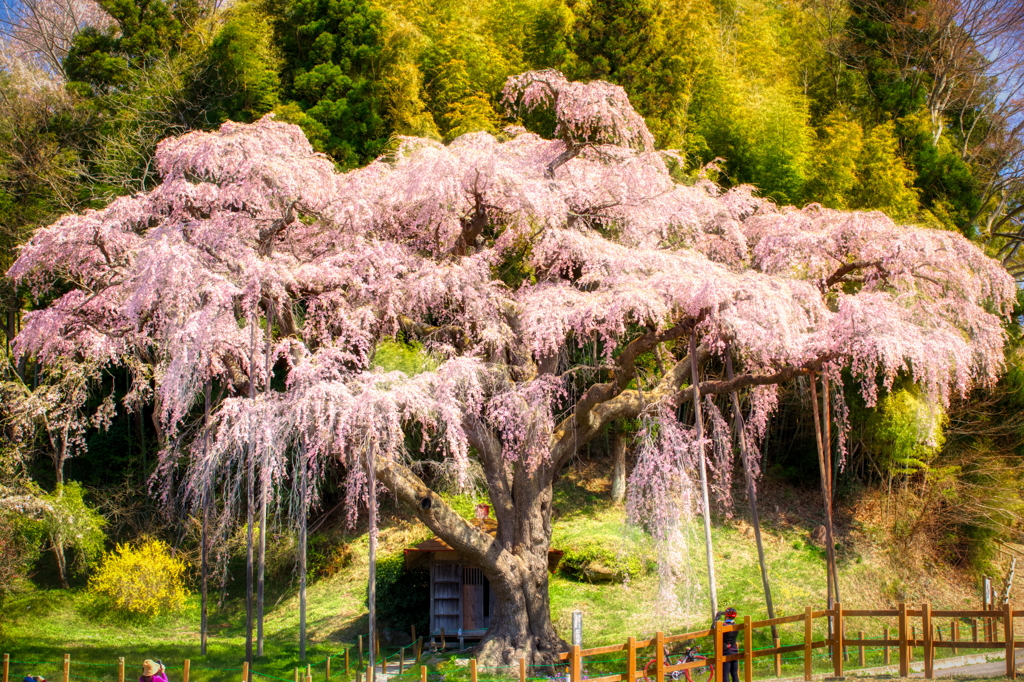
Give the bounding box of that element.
[0,484,1001,682]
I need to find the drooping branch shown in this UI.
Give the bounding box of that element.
[374,456,498,566]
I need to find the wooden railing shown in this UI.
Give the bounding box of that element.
[556,602,1023,682]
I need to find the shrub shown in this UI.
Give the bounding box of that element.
[89,539,189,617]
[374,553,429,632]
[559,540,650,582]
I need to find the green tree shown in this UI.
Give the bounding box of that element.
[275,0,389,166]
[64,0,193,93]
[191,3,281,124]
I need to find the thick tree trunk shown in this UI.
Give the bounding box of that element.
[376,452,568,667]
[474,537,564,666]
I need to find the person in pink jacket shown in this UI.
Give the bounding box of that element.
[140,660,168,682]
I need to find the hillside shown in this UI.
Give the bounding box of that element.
[0,452,1001,681]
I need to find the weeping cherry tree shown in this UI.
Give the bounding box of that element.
[8,69,1015,665]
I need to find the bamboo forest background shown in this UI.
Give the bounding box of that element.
[1,0,1024,627]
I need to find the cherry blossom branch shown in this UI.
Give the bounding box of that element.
[374,455,497,565]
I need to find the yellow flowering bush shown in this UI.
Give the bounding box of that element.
[88,539,189,617]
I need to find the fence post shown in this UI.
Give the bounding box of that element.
[345,650,350,675]
[242,662,249,682]
[743,616,753,682]
[359,636,364,669]
[470,658,477,682]
[3,653,8,682]
[858,630,865,667]
[911,626,916,663]
[572,647,582,682]
[307,664,313,682]
[1005,601,1016,680]
[519,658,526,682]
[832,602,843,678]
[627,637,637,682]
[898,602,909,678]
[367,664,373,682]
[803,607,812,682]
[952,619,959,656]
[295,667,300,682]
[655,633,665,682]
[63,654,70,682]
[118,658,125,682]
[183,660,191,682]
[418,638,423,662]
[972,618,978,643]
[883,626,890,666]
[327,656,332,682]
[923,603,933,679]
[714,621,724,682]
[420,667,426,682]
[774,637,782,677]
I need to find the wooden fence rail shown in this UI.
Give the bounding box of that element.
[557,601,1021,682]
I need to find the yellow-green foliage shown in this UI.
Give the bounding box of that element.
[371,338,437,375]
[89,539,189,617]
[866,386,946,475]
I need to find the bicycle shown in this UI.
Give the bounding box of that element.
[642,645,714,682]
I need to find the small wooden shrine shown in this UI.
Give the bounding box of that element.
[403,505,563,648]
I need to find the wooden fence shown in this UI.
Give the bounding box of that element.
[556,602,1022,682]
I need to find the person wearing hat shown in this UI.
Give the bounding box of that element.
[140,660,168,682]
[713,608,740,682]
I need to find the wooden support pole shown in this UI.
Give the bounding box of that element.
[858,631,865,667]
[63,654,70,682]
[743,617,753,682]
[883,627,890,666]
[911,627,917,663]
[327,656,332,682]
[118,658,125,682]
[3,653,8,682]
[628,636,637,682]
[655,633,665,682]
[952,619,959,656]
[399,648,405,675]
[774,638,782,677]
[307,663,313,682]
[359,636,364,669]
[367,664,373,682]
[832,602,843,678]
[923,603,933,680]
[294,667,299,682]
[1005,601,1016,680]
[714,621,724,682]
[972,618,978,642]
[470,659,477,682]
[346,650,350,675]
[898,602,909,678]
[420,667,427,682]
[803,607,812,682]
[183,660,191,682]
[242,662,249,682]
[520,658,526,682]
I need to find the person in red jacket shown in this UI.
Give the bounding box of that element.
[713,608,739,682]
